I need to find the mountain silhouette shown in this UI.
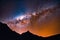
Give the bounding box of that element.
[45,34,60,40]
[20,31,44,40]
[0,22,60,40]
[0,22,44,40]
[0,22,21,40]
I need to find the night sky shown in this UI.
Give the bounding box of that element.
[0,0,59,21]
[0,0,60,37]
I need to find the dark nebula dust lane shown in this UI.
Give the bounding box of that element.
[0,0,60,37]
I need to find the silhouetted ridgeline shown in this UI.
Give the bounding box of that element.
[0,22,60,40]
[45,34,60,40]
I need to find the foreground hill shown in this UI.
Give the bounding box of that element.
[0,22,60,40]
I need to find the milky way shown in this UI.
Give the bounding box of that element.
[0,0,60,37]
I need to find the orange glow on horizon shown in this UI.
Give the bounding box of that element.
[28,15,60,37]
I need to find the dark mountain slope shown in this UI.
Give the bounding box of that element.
[0,22,44,40]
[0,22,60,40]
[0,22,21,40]
[45,34,60,40]
[20,31,44,40]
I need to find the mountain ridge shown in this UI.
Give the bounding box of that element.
[0,22,60,40]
